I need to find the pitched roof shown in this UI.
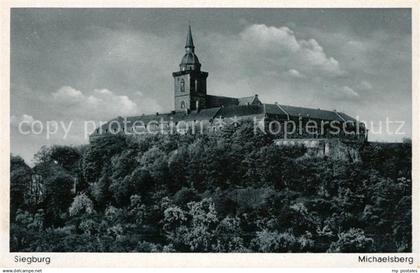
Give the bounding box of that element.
[95,107,223,134]
[336,112,358,122]
[264,104,289,119]
[184,107,221,121]
[127,112,188,123]
[206,95,239,108]
[216,104,265,118]
[238,95,262,106]
[102,111,190,131]
[93,99,361,137]
[276,105,339,121]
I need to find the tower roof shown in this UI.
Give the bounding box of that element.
[180,25,201,71]
[181,53,200,66]
[185,25,194,49]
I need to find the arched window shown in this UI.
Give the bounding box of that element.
[180,101,186,109]
[180,79,185,92]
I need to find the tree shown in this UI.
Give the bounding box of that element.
[328,228,374,253]
[128,167,154,197]
[391,195,411,252]
[213,216,245,252]
[402,137,411,144]
[186,138,210,191]
[10,155,32,216]
[251,229,298,252]
[43,171,74,226]
[33,146,58,178]
[50,145,81,172]
[173,187,200,208]
[69,193,95,217]
[110,149,138,180]
[91,165,113,209]
[163,198,219,252]
[137,146,168,184]
[82,135,127,183]
[168,146,190,192]
[127,195,146,225]
[10,209,44,251]
[108,176,132,206]
[229,120,273,151]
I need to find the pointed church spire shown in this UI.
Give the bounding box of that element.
[185,24,195,52]
[179,24,201,71]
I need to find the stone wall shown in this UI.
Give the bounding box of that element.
[274,138,362,162]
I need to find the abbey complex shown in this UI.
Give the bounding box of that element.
[92,26,367,160]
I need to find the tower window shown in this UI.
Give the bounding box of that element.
[181,101,186,109]
[180,79,185,92]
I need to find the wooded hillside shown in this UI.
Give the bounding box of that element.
[10,121,412,252]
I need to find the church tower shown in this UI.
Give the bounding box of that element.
[172,25,208,112]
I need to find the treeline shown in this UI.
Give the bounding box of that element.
[10,121,411,252]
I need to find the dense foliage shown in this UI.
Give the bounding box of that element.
[10,122,412,252]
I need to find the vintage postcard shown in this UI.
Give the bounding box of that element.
[0,0,418,270]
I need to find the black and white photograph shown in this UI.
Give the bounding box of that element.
[3,5,417,265]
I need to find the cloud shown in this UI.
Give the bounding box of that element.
[240,24,300,52]
[202,23,350,106]
[287,69,305,78]
[93,88,112,95]
[52,86,85,104]
[51,86,162,120]
[237,24,344,77]
[340,86,360,98]
[319,84,360,102]
[11,114,35,127]
[358,80,373,90]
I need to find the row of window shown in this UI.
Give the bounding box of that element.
[178,78,202,93]
[179,100,204,109]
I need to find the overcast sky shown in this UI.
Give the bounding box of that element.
[11,8,412,163]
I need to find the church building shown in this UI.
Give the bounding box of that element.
[92,26,367,145]
[172,25,263,112]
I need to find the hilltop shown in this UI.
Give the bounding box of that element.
[10,121,411,252]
